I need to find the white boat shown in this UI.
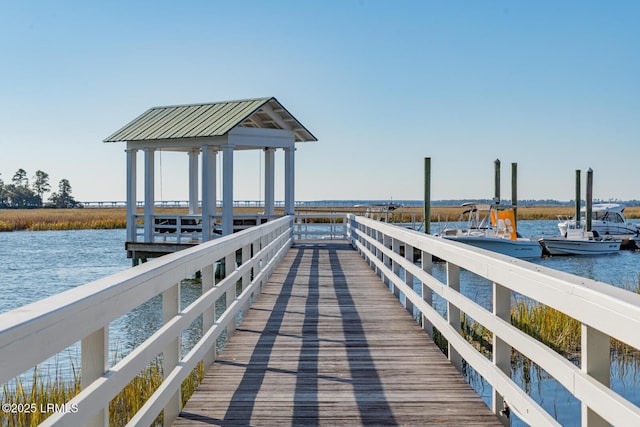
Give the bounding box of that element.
[438,204,543,259]
[557,203,639,238]
[539,223,621,256]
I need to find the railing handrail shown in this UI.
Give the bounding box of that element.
[347,214,640,426]
[0,216,294,426]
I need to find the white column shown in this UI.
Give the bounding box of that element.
[126,148,137,242]
[264,148,275,216]
[143,148,155,242]
[188,150,199,215]
[222,144,234,235]
[201,147,217,241]
[284,146,296,215]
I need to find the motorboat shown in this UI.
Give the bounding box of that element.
[539,222,621,256]
[437,203,543,259]
[557,203,639,238]
[358,203,401,222]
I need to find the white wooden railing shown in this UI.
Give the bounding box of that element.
[347,214,640,427]
[293,212,348,240]
[133,213,281,243]
[0,216,293,427]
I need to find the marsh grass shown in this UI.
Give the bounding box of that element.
[510,299,581,356]
[1,357,205,426]
[443,285,640,364]
[1,365,81,426]
[4,205,635,231]
[0,209,127,231]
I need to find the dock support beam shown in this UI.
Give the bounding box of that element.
[188,150,199,215]
[202,147,217,241]
[264,148,275,216]
[284,146,295,215]
[143,148,155,242]
[126,149,137,243]
[222,145,235,235]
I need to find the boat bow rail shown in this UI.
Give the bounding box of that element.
[346,214,640,426]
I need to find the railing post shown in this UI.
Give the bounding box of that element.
[202,264,216,369]
[446,262,462,372]
[367,225,373,264]
[382,234,391,285]
[163,283,181,426]
[421,250,433,337]
[253,238,264,293]
[241,243,252,315]
[581,325,610,427]
[392,238,401,298]
[493,282,511,426]
[82,327,108,427]
[225,251,237,335]
[404,243,415,317]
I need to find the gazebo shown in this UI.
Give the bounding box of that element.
[104,97,316,259]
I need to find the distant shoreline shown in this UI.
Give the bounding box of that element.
[1,206,639,232]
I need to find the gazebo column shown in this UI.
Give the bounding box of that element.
[222,144,235,235]
[188,150,199,215]
[125,148,137,242]
[264,148,275,216]
[143,148,156,242]
[201,147,217,241]
[284,146,296,215]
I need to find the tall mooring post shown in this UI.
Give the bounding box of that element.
[575,170,581,230]
[494,159,501,204]
[423,157,431,234]
[511,162,517,229]
[586,168,594,232]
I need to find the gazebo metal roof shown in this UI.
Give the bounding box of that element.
[103,97,317,143]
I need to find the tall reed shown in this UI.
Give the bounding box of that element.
[0,358,205,426]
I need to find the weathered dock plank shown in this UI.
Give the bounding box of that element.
[174,241,500,426]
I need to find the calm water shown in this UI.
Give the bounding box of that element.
[1,223,639,425]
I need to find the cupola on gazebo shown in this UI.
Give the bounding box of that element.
[104,97,316,260]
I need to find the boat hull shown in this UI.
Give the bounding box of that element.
[443,236,543,259]
[539,238,621,256]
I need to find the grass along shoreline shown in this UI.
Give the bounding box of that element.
[4,205,640,232]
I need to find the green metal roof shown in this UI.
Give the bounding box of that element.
[104,97,317,143]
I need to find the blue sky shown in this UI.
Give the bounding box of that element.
[1,1,638,203]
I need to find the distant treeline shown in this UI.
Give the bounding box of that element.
[0,168,79,209]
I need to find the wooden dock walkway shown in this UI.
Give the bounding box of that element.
[174,240,500,426]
